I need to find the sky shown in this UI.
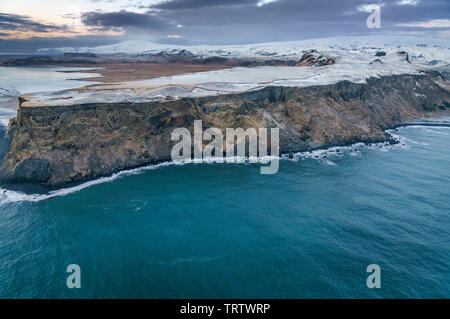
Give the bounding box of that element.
[0,0,449,52]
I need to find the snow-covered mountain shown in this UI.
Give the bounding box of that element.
[26,35,449,106]
[36,35,449,62]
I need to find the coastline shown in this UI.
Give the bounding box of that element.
[1,71,449,188]
[1,121,449,299]
[1,116,449,203]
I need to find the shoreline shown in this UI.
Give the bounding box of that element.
[0,129,420,202]
[1,117,449,199]
[1,71,449,188]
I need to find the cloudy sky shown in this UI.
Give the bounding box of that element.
[0,0,449,52]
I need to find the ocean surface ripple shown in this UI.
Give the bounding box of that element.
[0,125,449,298]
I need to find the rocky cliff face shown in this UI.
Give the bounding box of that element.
[296,50,335,67]
[1,71,449,187]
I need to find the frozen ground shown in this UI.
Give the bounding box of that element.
[37,35,448,60]
[24,36,450,106]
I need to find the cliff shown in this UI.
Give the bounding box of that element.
[1,71,449,187]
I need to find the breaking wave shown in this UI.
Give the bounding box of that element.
[0,127,437,206]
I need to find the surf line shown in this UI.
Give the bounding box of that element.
[399,122,450,128]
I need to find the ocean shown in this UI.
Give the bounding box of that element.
[0,67,449,299]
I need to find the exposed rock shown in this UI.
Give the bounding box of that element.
[193,56,229,64]
[64,52,97,58]
[296,50,335,67]
[263,59,297,66]
[370,59,383,65]
[3,56,97,66]
[375,51,387,57]
[147,49,194,58]
[0,72,448,187]
[191,56,297,67]
[405,53,411,63]
[397,51,411,63]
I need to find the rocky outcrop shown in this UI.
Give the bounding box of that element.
[296,50,335,67]
[0,72,449,187]
[191,56,297,67]
[3,56,98,66]
[2,53,300,68]
[63,52,98,58]
[397,51,411,63]
[369,59,383,65]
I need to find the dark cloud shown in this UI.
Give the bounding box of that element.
[1,0,449,53]
[152,0,257,10]
[381,0,449,24]
[81,10,169,30]
[12,0,443,43]
[145,0,450,43]
[0,35,124,53]
[0,12,66,34]
[149,0,449,25]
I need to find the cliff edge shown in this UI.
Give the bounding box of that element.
[1,71,449,186]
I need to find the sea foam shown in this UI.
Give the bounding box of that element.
[0,131,411,205]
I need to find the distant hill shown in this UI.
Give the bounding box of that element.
[3,56,97,66]
[63,52,97,58]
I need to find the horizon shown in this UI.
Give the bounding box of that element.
[2,33,450,55]
[0,0,449,53]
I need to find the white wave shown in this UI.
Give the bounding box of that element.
[323,160,337,166]
[0,130,415,205]
[283,130,411,163]
[421,127,450,136]
[0,161,175,205]
[392,125,450,145]
[0,156,278,205]
[425,129,449,136]
[283,142,371,162]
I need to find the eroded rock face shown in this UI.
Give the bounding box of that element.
[296,50,335,67]
[0,72,449,186]
[3,56,98,66]
[397,51,411,63]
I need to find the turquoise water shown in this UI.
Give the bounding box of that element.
[0,125,449,299]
